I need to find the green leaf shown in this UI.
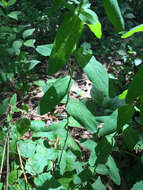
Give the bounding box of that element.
[38,76,70,115]
[12,40,23,55]
[0,98,9,115]
[36,44,53,56]
[92,176,106,190]
[28,60,40,70]
[96,164,109,175]
[25,153,48,175]
[103,0,125,32]
[8,11,20,20]
[79,8,99,25]
[126,65,143,103]
[79,8,102,38]
[8,170,22,185]
[10,93,17,106]
[122,125,139,150]
[79,56,109,97]
[30,120,46,132]
[24,39,35,48]
[95,137,112,163]
[16,118,30,136]
[117,105,134,130]
[0,183,3,190]
[96,110,118,136]
[47,12,84,75]
[106,155,121,185]
[7,0,16,6]
[66,99,97,133]
[122,24,143,38]
[88,22,102,39]
[131,181,143,190]
[18,140,36,158]
[22,28,35,39]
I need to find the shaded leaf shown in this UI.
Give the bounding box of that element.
[106,155,121,185]
[47,12,84,75]
[122,125,139,150]
[38,76,70,115]
[66,99,97,133]
[8,11,20,20]
[10,93,17,106]
[96,110,118,136]
[103,0,125,32]
[79,56,109,97]
[16,118,30,136]
[126,65,143,103]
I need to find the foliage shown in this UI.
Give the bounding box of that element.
[0,0,143,189]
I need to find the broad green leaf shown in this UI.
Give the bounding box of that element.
[103,0,125,32]
[117,105,134,130]
[30,120,46,132]
[16,118,30,136]
[12,40,23,55]
[66,99,97,133]
[96,109,118,136]
[22,28,35,39]
[106,155,121,185]
[79,8,98,25]
[0,98,9,115]
[131,181,143,190]
[34,172,52,187]
[18,140,36,158]
[95,137,112,163]
[25,153,48,175]
[96,164,109,175]
[126,65,143,103]
[8,0,16,6]
[92,177,106,190]
[47,12,84,75]
[36,44,53,56]
[59,150,76,175]
[10,93,17,106]
[122,125,139,150]
[79,8,102,38]
[79,56,109,97]
[34,172,62,190]
[122,24,143,38]
[38,76,70,115]
[24,39,35,48]
[28,60,40,70]
[8,11,20,20]
[8,170,22,185]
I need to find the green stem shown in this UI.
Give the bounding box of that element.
[58,61,76,164]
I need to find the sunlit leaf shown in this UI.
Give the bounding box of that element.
[122,24,143,38]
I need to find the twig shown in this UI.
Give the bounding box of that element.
[17,144,29,190]
[6,128,10,190]
[0,133,8,181]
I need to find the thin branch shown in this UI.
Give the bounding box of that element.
[17,144,29,190]
[0,133,8,181]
